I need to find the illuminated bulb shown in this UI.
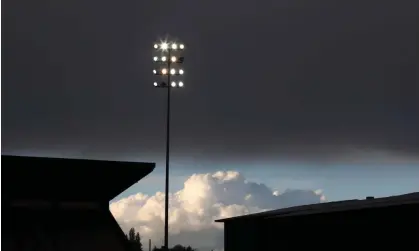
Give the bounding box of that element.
[179,69,184,75]
[170,69,176,75]
[153,56,158,61]
[171,56,177,62]
[154,44,159,49]
[161,68,168,75]
[161,42,168,50]
[179,44,184,49]
[172,44,178,49]
[153,82,158,86]
[153,69,157,74]
[161,56,167,62]
[171,81,177,87]
[178,81,184,87]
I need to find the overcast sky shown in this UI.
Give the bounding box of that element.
[3,0,418,164]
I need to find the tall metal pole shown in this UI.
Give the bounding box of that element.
[164,49,171,251]
[153,42,184,250]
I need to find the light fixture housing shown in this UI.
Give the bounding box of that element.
[177,57,185,64]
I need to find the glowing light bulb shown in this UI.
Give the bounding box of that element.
[161,42,168,50]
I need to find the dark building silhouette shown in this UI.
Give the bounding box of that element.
[2,155,155,251]
[216,192,419,251]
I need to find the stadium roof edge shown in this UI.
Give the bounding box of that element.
[2,155,155,202]
[215,192,419,223]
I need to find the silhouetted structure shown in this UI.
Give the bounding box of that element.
[2,155,155,251]
[216,192,419,251]
[152,244,196,251]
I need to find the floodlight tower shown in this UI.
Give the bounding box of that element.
[152,40,185,251]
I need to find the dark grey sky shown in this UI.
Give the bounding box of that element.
[2,0,419,162]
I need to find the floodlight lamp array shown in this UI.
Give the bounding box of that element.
[153,81,184,88]
[153,42,185,51]
[153,68,184,76]
[152,39,185,88]
[152,56,184,64]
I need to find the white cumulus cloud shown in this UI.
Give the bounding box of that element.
[110,171,326,251]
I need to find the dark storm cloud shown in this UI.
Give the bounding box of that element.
[2,0,419,162]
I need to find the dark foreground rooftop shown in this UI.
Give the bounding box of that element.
[216,192,419,222]
[2,155,155,202]
[3,155,155,251]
